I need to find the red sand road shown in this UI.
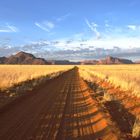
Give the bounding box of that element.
[0,67,118,140]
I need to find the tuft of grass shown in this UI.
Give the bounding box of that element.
[132,116,140,138]
[103,92,116,102]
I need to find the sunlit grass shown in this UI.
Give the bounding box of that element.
[0,65,73,90]
[79,65,140,97]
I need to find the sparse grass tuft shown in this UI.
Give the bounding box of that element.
[132,116,140,138]
[103,92,116,102]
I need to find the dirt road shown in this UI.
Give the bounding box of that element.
[0,67,118,140]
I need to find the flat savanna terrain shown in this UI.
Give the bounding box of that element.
[0,65,140,140]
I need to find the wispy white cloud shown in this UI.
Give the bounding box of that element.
[0,24,18,33]
[127,25,137,30]
[85,19,101,39]
[56,13,71,22]
[35,21,55,32]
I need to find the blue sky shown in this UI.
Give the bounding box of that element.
[0,0,140,60]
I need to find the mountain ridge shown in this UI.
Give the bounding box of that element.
[0,51,135,65]
[0,51,50,65]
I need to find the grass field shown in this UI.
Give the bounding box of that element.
[0,65,73,90]
[1,65,140,97]
[79,65,140,97]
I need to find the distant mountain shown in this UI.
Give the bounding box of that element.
[81,56,134,65]
[81,60,98,65]
[50,60,80,65]
[0,52,134,65]
[98,56,134,64]
[0,57,7,64]
[0,51,51,65]
[135,60,140,64]
[0,51,80,65]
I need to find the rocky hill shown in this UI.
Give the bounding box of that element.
[98,56,134,64]
[0,52,51,65]
[81,56,134,65]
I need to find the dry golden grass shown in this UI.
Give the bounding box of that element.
[0,65,73,90]
[79,65,140,97]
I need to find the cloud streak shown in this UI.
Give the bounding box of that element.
[56,13,71,22]
[85,19,101,39]
[0,24,18,33]
[35,21,55,32]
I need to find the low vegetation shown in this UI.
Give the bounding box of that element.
[79,65,140,97]
[0,65,73,91]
